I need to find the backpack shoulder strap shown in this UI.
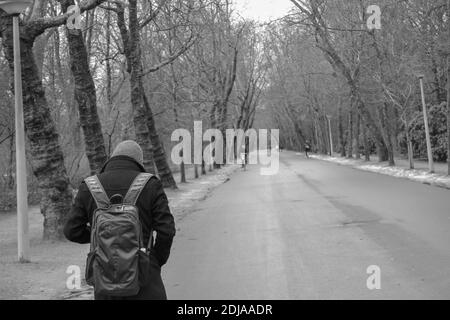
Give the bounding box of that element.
[123,173,155,205]
[84,175,110,209]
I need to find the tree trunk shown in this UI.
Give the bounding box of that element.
[106,7,113,112]
[8,131,14,189]
[388,147,395,166]
[447,0,450,175]
[210,100,220,169]
[219,47,238,133]
[362,121,370,161]
[338,102,346,157]
[315,116,326,154]
[31,0,50,78]
[355,112,361,159]
[201,159,206,175]
[85,8,95,64]
[179,135,185,182]
[127,0,155,174]
[180,161,186,183]
[60,0,108,174]
[53,30,74,118]
[322,115,329,154]
[377,142,389,162]
[312,122,319,152]
[431,50,446,102]
[406,128,414,169]
[447,53,450,175]
[143,93,177,188]
[347,109,353,158]
[120,1,176,185]
[380,103,395,166]
[33,31,51,78]
[1,17,72,240]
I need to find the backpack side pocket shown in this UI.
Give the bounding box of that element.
[85,250,96,287]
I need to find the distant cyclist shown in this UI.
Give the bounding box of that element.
[305,141,311,158]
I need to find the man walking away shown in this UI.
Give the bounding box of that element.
[64,140,176,300]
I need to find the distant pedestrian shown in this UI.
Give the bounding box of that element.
[240,144,247,170]
[64,140,175,300]
[305,141,311,158]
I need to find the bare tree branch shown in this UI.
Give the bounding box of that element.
[139,0,169,29]
[26,0,107,39]
[141,33,197,76]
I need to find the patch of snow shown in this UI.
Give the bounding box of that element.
[310,155,450,190]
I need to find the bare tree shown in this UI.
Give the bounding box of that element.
[0,0,108,239]
[58,0,108,174]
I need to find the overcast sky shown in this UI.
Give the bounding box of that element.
[233,0,294,22]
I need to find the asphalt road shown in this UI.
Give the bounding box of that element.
[164,151,450,299]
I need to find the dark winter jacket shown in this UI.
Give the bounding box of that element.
[64,155,176,299]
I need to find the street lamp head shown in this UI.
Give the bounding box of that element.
[0,0,32,15]
[417,74,424,79]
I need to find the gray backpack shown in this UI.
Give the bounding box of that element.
[84,173,153,297]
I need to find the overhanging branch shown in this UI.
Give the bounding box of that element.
[141,34,196,76]
[26,0,107,39]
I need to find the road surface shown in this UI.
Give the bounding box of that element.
[164,151,450,299]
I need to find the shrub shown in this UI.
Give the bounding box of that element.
[409,102,448,162]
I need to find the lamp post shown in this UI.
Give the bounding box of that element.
[418,75,435,173]
[0,0,33,262]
